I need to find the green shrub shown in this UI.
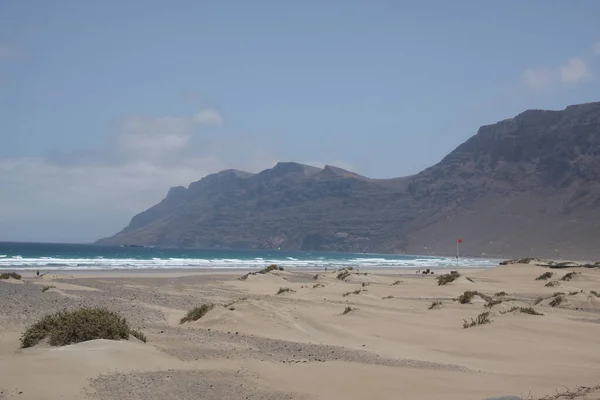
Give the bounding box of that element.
[180,304,214,324]
[519,307,543,316]
[457,291,478,304]
[0,272,21,280]
[41,285,56,292]
[428,301,442,309]
[21,308,130,348]
[536,272,553,280]
[259,264,283,274]
[129,329,147,343]
[549,296,564,307]
[561,272,578,281]
[463,312,491,328]
[437,273,460,286]
[495,291,508,297]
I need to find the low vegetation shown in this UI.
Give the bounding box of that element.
[457,290,478,304]
[223,297,248,308]
[337,270,351,280]
[382,295,394,300]
[313,274,319,280]
[428,301,442,310]
[536,272,554,280]
[463,312,491,328]
[519,307,544,316]
[0,272,22,280]
[484,299,503,308]
[561,272,578,281]
[276,287,294,295]
[41,285,56,292]
[437,272,460,286]
[466,277,474,283]
[313,283,324,289]
[259,264,283,274]
[545,281,560,287]
[494,291,508,296]
[549,296,564,307]
[568,290,581,296]
[534,297,544,305]
[591,290,600,298]
[391,280,402,286]
[129,329,147,343]
[180,303,215,324]
[21,308,134,348]
[342,306,356,315]
[342,289,362,297]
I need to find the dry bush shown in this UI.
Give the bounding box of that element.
[180,304,215,323]
[463,312,491,328]
[536,272,554,281]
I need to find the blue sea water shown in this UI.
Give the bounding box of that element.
[0,242,497,271]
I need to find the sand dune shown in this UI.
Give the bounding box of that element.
[1,264,600,399]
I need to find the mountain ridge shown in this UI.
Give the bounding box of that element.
[97,101,600,259]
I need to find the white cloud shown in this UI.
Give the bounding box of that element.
[0,106,275,242]
[594,41,600,55]
[193,108,223,126]
[560,58,593,84]
[522,68,554,91]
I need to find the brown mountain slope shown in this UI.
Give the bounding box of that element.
[97,102,600,259]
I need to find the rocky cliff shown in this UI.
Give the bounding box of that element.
[97,102,600,259]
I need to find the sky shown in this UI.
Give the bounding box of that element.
[1,1,600,242]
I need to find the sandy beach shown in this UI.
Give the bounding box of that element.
[1,263,600,400]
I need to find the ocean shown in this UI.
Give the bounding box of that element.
[0,242,498,271]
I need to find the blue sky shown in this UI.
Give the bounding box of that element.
[1,0,599,242]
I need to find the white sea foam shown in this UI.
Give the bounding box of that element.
[0,255,496,270]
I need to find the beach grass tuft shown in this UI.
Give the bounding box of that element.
[21,307,132,348]
[549,296,564,307]
[342,306,355,315]
[536,272,554,281]
[337,270,351,280]
[494,291,508,297]
[276,287,294,295]
[457,291,478,304]
[545,281,560,287]
[41,285,56,292]
[519,307,543,315]
[437,272,460,286]
[180,303,215,324]
[561,272,578,281]
[463,312,491,328]
[0,272,21,280]
[259,264,283,274]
